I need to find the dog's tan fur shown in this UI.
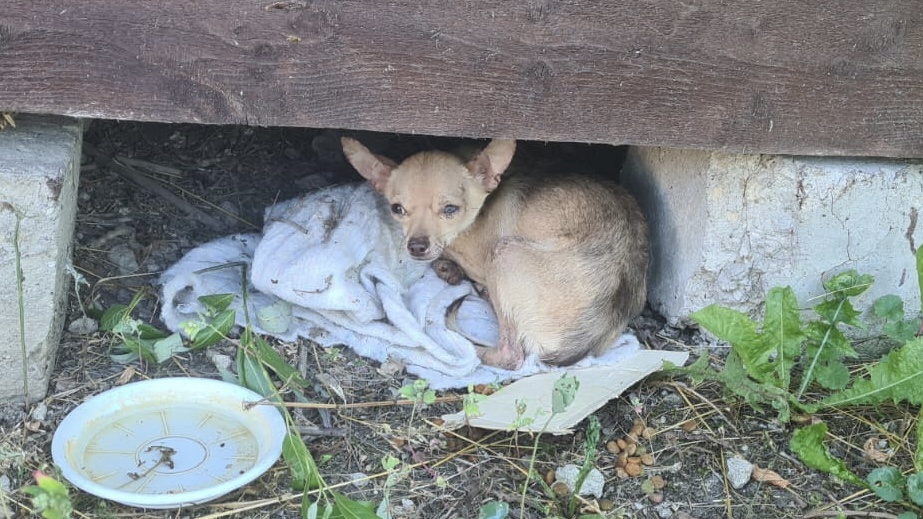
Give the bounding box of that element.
[342,137,649,370]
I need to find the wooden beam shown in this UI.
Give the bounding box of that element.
[1,1,921,157]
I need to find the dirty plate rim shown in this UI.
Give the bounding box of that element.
[51,377,286,509]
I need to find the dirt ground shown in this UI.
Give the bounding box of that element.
[0,120,906,519]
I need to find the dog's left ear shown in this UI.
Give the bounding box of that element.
[467,139,516,190]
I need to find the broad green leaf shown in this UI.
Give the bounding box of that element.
[249,333,308,387]
[908,472,923,506]
[692,305,774,383]
[822,337,923,407]
[790,423,863,486]
[874,295,905,323]
[814,360,850,390]
[283,431,322,490]
[190,309,236,350]
[137,323,170,340]
[239,350,277,400]
[814,298,863,329]
[884,319,921,344]
[897,513,919,519]
[867,467,904,502]
[552,373,579,414]
[478,501,510,519]
[823,270,873,298]
[762,286,805,389]
[152,333,187,363]
[329,492,377,519]
[33,471,68,495]
[303,498,319,519]
[100,304,130,331]
[199,293,235,314]
[257,300,293,334]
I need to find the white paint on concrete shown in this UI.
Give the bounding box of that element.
[0,115,82,402]
[622,148,923,325]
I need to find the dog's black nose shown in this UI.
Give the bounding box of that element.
[407,237,430,257]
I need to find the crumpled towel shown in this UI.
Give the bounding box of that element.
[159,182,639,389]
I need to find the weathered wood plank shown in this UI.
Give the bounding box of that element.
[1,1,921,157]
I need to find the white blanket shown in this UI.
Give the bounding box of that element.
[159,183,639,389]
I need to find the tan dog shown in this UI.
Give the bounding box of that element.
[342,137,649,370]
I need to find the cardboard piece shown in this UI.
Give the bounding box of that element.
[441,350,690,434]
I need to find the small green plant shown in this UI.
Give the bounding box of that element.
[462,384,488,422]
[100,291,236,364]
[375,454,408,519]
[22,470,73,519]
[680,247,923,515]
[399,378,436,425]
[685,269,873,422]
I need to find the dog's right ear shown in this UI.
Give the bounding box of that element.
[341,137,398,192]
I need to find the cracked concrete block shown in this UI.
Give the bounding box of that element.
[621,147,923,324]
[0,115,82,402]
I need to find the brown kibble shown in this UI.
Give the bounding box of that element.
[615,451,628,468]
[627,456,642,465]
[598,498,615,511]
[630,423,645,437]
[640,453,655,466]
[650,475,666,489]
[641,427,656,440]
[681,419,698,432]
[648,492,664,504]
[625,461,643,477]
[545,470,556,485]
[390,437,406,449]
[431,417,445,427]
[616,467,630,479]
[633,417,646,428]
[606,440,621,454]
[616,438,628,450]
[626,432,639,443]
[624,442,638,456]
[551,481,570,497]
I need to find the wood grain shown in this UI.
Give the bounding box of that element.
[1,1,921,157]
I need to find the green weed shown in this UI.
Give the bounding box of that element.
[679,247,923,516]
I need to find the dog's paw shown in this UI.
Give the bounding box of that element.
[433,258,466,285]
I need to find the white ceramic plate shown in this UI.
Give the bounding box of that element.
[52,377,286,509]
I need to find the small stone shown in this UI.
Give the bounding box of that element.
[648,492,664,504]
[68,316,98,335]
[554,464,605,498]
[107,243,139,275]
[29,402,48,421]
[726,456,754,489]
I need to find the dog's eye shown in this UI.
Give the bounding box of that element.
[442,205,459,217]
[391,203,406,216]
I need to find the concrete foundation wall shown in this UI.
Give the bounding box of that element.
[0,115,82,402]
[622,147,923,325]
